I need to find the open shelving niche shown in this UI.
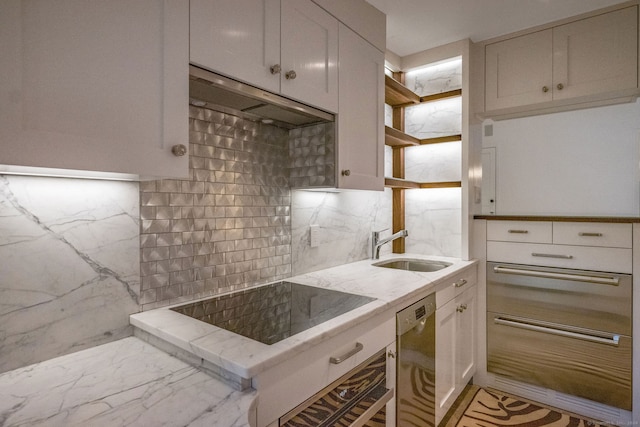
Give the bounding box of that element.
[384,72,463,253]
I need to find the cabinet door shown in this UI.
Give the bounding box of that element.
[280,0,338,112]
[337,24,384,191]
[485,30,553,111]
[435,297,457,426]
[552,6,638,101]
[190,0,281,93]
[0,0,188,179]
[455,286,476,392]
[385,341,397,427]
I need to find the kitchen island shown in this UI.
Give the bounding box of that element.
[0,254,476,426]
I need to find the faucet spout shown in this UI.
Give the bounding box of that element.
[371,229,408,259]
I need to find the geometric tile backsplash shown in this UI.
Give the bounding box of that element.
[139,106,293,309]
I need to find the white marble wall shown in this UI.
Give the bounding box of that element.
[403,57,463,257]
[404,98,462,140]
[405,188,462,256]
[291,189,392,275]
[0,175,140,373]
[404,58,462,96]
[405,141,462,183]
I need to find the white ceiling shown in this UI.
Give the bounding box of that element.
[365,0,627,57]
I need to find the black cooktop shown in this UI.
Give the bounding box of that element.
[171,281,375,345]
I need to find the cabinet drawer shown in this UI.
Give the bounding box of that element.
[436,265,477,308]
[552,222,632,248]
[487,241,632,274]
[255,315,395,426]
[487,221,552,243]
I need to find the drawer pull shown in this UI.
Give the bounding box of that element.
[531,252,573,260]
[454,279,468,288]
[494,316,620,347]
[508,229,529,234]
[330,342,363,364]
[579,232,603,237]
[493,265,619,286]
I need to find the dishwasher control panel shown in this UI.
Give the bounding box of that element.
[397,293,436,335]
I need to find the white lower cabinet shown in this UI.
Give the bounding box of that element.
[0,0,189,179]
[254,315,396,427]
[435,283,477,425]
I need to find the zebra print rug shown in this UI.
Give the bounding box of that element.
[455,388,612,427]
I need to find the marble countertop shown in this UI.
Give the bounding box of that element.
[131,253,477,380]
[0,336,256,427]
[0,254,476,427]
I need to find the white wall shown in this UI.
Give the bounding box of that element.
[483,100,640,216]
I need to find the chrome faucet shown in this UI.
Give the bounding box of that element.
[371,229,408,260]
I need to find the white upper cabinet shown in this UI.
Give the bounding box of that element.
[485,30,553,111]
[189,0,281,94]
[485,5,639,116]
[0,0,189,179]
[337,24,385,191]
[190,0,338,113]
[552,7,638,101]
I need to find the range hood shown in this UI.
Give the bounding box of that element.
[189,65,334,128]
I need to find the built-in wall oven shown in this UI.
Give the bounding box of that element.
[487,261,632,410]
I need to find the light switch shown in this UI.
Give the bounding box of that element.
[310,224,320,248]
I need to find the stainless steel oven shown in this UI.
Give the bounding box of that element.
[487,262,632,410]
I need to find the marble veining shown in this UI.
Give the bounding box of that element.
[290,189,392,275]
[404,97,461,140]
[404,142,462,183]
[404,58,462,96]
[405,189,462,257]
[0,337,255,427]
[131,255,476,381]
[0,175,139,374]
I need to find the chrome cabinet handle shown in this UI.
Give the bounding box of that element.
[457,304,468,313]
[531,252,573,259]
[270,64,281,74]
[508,229,529,234]
[579,232,603,237]
[454,279,467,288]
[341,169,351,176]
[494,316,620,346]
[542,86,549,93]
[493,265,619,286]
[330,342,363,364]
[285,70,297,80]
[557,83,564,90]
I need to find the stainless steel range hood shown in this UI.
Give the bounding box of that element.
[189,65,334,128]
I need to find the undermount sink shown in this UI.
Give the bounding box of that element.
[373,258,452,272]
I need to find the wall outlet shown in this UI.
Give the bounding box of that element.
[309,224,320,248]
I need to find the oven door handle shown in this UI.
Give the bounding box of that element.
[494,316,620,347]
[493,265,619,286]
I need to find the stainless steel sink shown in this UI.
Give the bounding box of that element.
[373,258,452,272]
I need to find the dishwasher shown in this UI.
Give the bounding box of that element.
[396,293,436,427]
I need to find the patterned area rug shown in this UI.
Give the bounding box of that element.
[455,388,612,427]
